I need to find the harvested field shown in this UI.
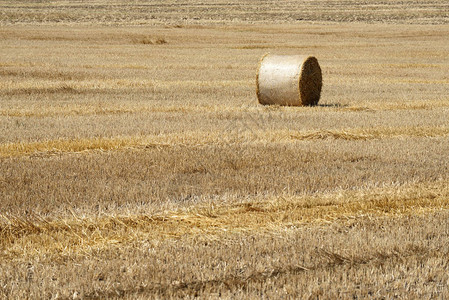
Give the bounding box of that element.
[1,0,449,298]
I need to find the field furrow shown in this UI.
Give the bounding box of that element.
[1,127,449,158]
[1,99,449,118]
[2,180,448,260]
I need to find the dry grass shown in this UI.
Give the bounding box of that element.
[1,99,449,118]
[2,179,449,260]
[1,0,449,298]
[1,126,449,158]
[1,0,448,25]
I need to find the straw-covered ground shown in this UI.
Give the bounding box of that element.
[1,0,449,298]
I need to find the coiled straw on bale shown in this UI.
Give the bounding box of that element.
[256,54,322,106]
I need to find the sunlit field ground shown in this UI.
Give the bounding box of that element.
[1,1,449,298]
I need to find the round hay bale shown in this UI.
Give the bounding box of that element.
[256,54,322,106]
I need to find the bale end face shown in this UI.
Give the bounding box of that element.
[256,54,322,106]
[298,56,322,106]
